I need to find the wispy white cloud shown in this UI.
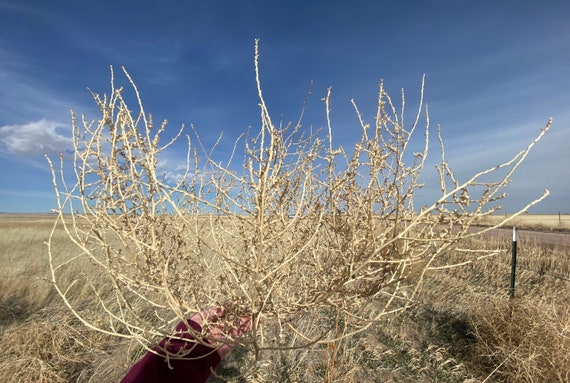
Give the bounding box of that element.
[0,120,72,158]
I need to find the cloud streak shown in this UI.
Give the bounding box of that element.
[0,120,72,158]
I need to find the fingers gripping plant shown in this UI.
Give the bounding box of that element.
[47,40,550,361]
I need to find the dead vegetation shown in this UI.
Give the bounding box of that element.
[44,41,550,370]
[2,40,563,381]
[1,215,569,381]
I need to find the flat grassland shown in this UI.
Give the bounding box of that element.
[1,214,569,382]
[476,213,570,231]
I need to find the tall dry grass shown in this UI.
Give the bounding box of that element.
[469,297,570,382]
[1,215,569,381]
[414,230,570,382]
[0,215,133,382]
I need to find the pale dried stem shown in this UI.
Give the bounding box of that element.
[46,40,551,365]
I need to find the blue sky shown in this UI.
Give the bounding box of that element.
[0,1,568,213]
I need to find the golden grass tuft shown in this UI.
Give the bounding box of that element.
[0,214,134,383]
[469,297,570,382]
[0,310,108,383]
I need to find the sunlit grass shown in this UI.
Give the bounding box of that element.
[1,214,569,382]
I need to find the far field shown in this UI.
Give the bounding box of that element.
[476,213,570,231]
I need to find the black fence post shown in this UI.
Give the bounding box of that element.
[509,226,517,298]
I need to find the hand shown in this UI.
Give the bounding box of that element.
[189,304,252,359]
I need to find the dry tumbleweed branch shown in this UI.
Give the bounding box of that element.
[46,40,550,362]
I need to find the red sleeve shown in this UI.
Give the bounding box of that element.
[120,320,221,383]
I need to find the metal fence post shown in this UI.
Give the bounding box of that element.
[509,226,517,298]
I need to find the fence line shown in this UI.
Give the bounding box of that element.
[437,228,570,296]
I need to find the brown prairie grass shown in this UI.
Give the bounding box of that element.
[417,230,570,382]
[470,297,570,383]
[2,214,569,382]
[0,214,132,382]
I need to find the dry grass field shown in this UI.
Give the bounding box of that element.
[1,213,569,382]
[476,214,570,232]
